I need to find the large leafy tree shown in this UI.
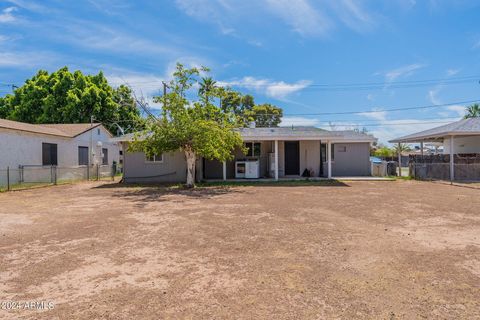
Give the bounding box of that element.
[129,63,244,188]
[216,88,283,127]
[0,67,142,134]
[246,103,283,127]
[464,103,480,118]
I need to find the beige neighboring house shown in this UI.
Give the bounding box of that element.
[0,119,120,170]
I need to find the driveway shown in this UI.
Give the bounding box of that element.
[0,180,479,319]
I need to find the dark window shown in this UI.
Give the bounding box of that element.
[119,150,123,156]
[97,128,101,135]
[321,143,335,161]
[244,142,261,157]
[102,148,108,165]
[78,146,89,165]
[42,143,58,166]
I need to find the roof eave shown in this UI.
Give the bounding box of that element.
[389,131,480,143]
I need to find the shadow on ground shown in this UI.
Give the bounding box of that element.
[95,183,242,205]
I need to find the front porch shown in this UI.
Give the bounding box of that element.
[203,138,372,181]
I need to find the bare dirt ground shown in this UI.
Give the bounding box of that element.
[0,180,479,319]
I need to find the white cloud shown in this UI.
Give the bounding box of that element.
[446,68,460,76]
[61,24,179,56]
[358,109,387,121]
[175,0,376,38]
[329,0,374,33]
[384,63,426,82]
[280,116,320,127]
[106,58,208,109]
[0,6,17,23]
[221,77,311,99]
[428,87,441,105]
[6,0,49,13]
[263,0,331,36]
[445,105,466,117]
[0,51,56,68]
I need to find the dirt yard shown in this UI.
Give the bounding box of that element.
[0,180,479,319]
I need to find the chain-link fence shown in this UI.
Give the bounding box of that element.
[0,164,117,192]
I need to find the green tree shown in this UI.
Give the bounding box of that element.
[198,76,216,105]
[129,63,244,188]
[464,103,480,118]
[0,96,7,118]
[393,143,411,154]
[246,103,283,127]
[373,146,394,158]
[0,67,142,134]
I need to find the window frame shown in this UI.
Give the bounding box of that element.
[244,142,261,157]
[42,142,58,166]
[78,146,89,166]
[102,148,108,165]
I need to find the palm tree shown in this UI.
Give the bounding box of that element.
[393,143,411,155]
[464,104,480,119]
[198,77,217,105]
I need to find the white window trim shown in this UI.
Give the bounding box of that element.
[145,154,164,163]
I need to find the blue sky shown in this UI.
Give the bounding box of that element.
[1,0,480,143]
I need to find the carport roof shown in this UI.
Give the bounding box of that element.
[389,118,480,143]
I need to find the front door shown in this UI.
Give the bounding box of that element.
[284,141,300,175]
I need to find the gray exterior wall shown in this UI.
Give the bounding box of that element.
[205,141,371,179]
[122,144,203,183]
[323,142,371,176]
[122,141,372,182]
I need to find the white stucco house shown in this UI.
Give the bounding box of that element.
[390,118,480,180]
[0,119,120,170]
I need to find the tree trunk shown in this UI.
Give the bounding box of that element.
[184,148,196,188]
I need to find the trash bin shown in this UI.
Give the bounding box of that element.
[386,161,398,176]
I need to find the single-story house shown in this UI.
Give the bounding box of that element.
[113,126,377,183]
[0,118,120,170]
[389,118,480,180]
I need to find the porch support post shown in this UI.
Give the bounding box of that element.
[327,141,332,179]
[274,140,279,180]
[450,135,454,182]
[420,141,424,156]
[398,142,402,177]
[222,161,227,181]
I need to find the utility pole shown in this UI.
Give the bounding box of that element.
[90,115,94,168]
[162,81,168,109]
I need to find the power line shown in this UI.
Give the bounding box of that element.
[280,99,480,116]
[285,120,454,127]
[108,74,480,91]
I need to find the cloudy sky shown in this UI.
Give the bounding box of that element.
[1,0,480,143]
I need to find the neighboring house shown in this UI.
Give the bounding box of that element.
[390,118,480,180]
[113,126,377,183]
[390,118,480,154]
[0,119,120,169]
